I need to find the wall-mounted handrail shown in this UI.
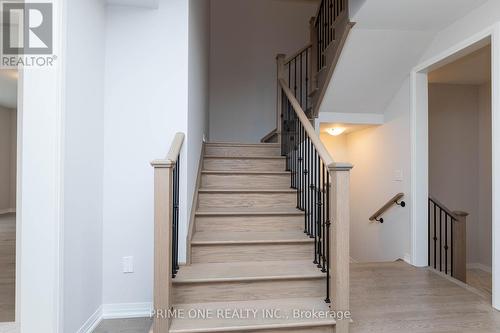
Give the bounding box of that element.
[369,193,405,223]
[150,132,185,333]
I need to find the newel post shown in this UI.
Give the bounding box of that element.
[150,159,175,333]
[328,162,353,333]
[276,54,286,143]
[452,211,468,283]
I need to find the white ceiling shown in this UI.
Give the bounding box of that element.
[429,45,491,85]
[353,0,489,31]
[106,0,159,9]
[0,70,17,109]
[318,0,489,115]
[319,28,433,114]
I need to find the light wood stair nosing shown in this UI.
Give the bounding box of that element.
[191,239,313,246]
[206,142,281,148]
[201,171,290,175]
[173,274,325,284]
[203,155,286,160]
[169,321,336,333]
[195,211,304,217]
[198,189,296,194]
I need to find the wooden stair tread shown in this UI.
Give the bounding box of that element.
[204,155,285,160]
[174,260,324,283]
[201,171,290,175]
[195,209,304,216]
[198,189,296,194]
[169,298,335,333]
[191,231,313,245]
[206,142,280,147]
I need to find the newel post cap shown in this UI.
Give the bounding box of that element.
[328,162,354,171]
[276,53,286,60]
[453,211,469,218]
[150,159,175,168]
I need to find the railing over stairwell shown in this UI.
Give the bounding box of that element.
[428,197,468,283]
[150,133,184,333]
[314,0,349,72]
[278,73,352,332]
[283,44,312,114]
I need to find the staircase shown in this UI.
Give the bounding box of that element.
[169,142,336,332]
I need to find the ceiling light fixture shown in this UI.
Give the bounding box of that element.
[327,127,346,136]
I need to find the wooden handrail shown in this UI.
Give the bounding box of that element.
[278,78,335,167]
[152,133,185,167]
[369,193,405,222]
[150,132,185,333]
[284,43,312,65]
[429,196,458,221]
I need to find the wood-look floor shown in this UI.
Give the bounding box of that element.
[350,261,500,333]
[95,261,500,333]
[467,268,492,297]
[0,213,15,323]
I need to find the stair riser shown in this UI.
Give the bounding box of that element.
[203,158,286,172]
[206,146,281,157]
[198,192,297,210]
[191,243,314,263]
[195,215,304,232]
[173,278,325,304]
[201,174,291,189]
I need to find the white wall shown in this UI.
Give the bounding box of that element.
[103,0,190,307]
[209,0,318,142]
[322,79,411,262]
[0,107,15,212]
[187,0,210,235]
[63,0,106,331]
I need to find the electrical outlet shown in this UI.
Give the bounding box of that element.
[122,256,134,273]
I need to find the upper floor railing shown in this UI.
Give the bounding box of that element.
[150,132,184,333]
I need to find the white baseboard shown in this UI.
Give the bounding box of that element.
[102,302,152,319]
[0,208,15,215]
[467,262,492,273]
[403,253,411,264]
[77,306,102,333]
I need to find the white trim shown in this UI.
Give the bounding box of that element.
[403,253,411,264]
[317,112,385,125]
[76,306,102,333]
[410,22,500,310]
[0,208,15,215]
[102,303,153,320]
[467,263,493,274]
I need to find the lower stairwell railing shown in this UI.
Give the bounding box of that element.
[428,196,468,283]
[151,133,184,333]
[278,77,352,332]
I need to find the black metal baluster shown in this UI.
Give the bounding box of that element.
[316,158,322,268]
[428,199,431,266]
[433,202,437,269]
[322,163,327,272]
[451,216,454,276]
[439,208,442,272]
[445,213,448,275]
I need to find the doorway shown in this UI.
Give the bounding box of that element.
[427,44,492,296]
[410,25,500,309]
[0,68,17,322]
